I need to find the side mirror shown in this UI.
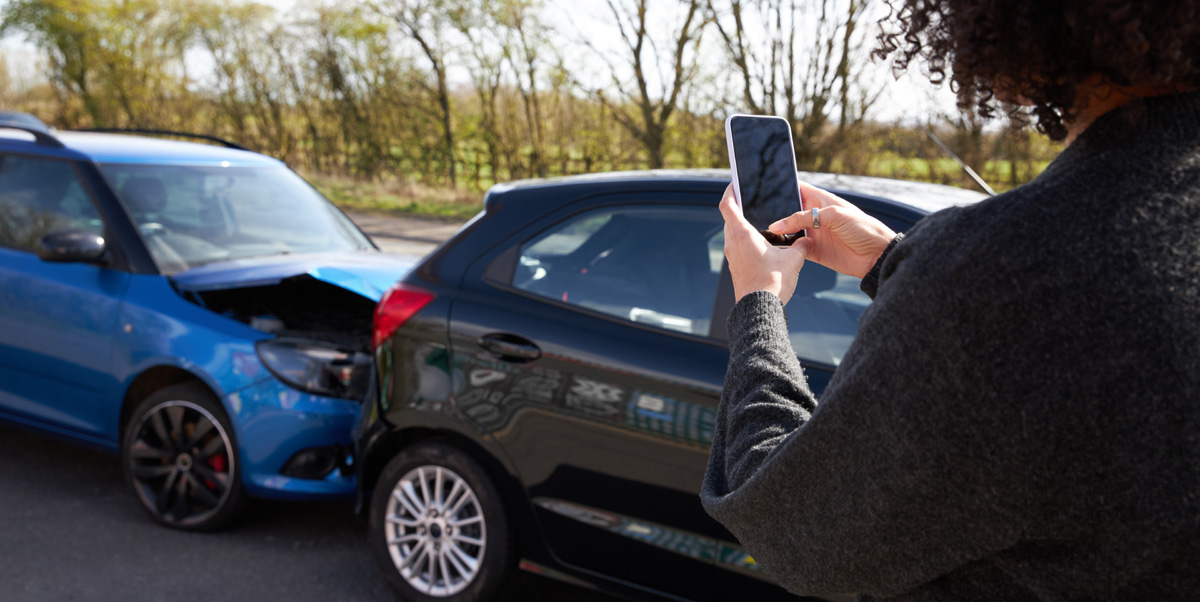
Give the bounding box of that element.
[36,229,107,264]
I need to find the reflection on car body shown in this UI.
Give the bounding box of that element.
[455,356,716,449]
[534,497,764,577]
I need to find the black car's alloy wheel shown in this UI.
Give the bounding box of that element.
[122,383,246,531]
[370,441,512,602]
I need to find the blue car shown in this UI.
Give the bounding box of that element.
[0,112,416,530]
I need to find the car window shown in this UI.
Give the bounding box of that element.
[785,264,871,366]
[874,212,914,235]
[779,206,914,366]
[0,154,102,252]
[100,163,371,274]
[514,206,724,337]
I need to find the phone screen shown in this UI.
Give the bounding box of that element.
[726,115,804,243]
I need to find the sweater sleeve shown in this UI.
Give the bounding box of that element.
[703,291,818,492]
[859,233,904,299]
[701,213,1034,599]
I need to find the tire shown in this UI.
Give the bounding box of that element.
[121,382,246,531]
[369,441,513,602]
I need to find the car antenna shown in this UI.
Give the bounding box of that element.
[919,124,997,196]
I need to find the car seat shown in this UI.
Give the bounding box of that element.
[119,177,168,222]
[573,218,717,334]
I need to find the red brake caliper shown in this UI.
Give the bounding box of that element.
[205,454,227,490]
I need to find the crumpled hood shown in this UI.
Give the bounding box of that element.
[170,251,419,302]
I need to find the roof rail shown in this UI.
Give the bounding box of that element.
[77,129,250,151]
[0,111,64,148]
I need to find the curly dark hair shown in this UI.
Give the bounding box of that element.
[874,0,1200,140]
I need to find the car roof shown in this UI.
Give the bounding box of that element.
[488,168,989,214]
[0,129,281,167]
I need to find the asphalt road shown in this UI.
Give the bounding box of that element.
[0,212,621,602]
[0,425,624,602]
[345,211,466,257]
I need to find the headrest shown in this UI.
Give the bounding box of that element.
[120,177,167,213]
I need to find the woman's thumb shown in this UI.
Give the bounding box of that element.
[784,236,810,270]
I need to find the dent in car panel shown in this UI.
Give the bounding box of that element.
[230,376,357,498]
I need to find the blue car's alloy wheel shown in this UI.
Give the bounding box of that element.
[122,383,246,531]
[370,441,512,602]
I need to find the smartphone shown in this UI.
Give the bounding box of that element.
[725,114,805,245]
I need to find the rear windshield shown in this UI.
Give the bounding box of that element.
[101,163,371,274]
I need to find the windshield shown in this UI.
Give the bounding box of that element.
[100,163,372,274]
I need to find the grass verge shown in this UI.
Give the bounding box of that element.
[305,173,482,222]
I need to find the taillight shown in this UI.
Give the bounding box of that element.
[372,283,435,348]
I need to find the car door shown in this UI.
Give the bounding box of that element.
[447,197,730,600]
[0,152,131,438]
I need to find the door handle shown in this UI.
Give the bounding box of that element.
[479,333,541,362]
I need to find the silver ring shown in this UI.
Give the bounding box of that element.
[812,207,820,229]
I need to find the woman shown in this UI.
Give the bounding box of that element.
[701,1,1200,600]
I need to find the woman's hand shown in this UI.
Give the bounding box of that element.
[769,181,896,279]
[719,184,809,304]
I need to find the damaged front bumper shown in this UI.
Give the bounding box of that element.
[227,376,361,500]
[164,251,417,501]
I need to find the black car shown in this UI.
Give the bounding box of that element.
[356,170,985,602]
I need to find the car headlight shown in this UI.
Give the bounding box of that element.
[256,338,372,401]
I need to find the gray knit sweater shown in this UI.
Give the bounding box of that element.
[701,91,1200,601]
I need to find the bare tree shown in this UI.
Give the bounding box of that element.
[577,0,711,169]
[447,0,509,182]
[377,0,458,187]
[500,0,548,177]
[0,0,1060,195]
[197,2,294,155]
[2,0,198,128]
[710,0,876,169]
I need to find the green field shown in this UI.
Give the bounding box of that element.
[307,173,484,222]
